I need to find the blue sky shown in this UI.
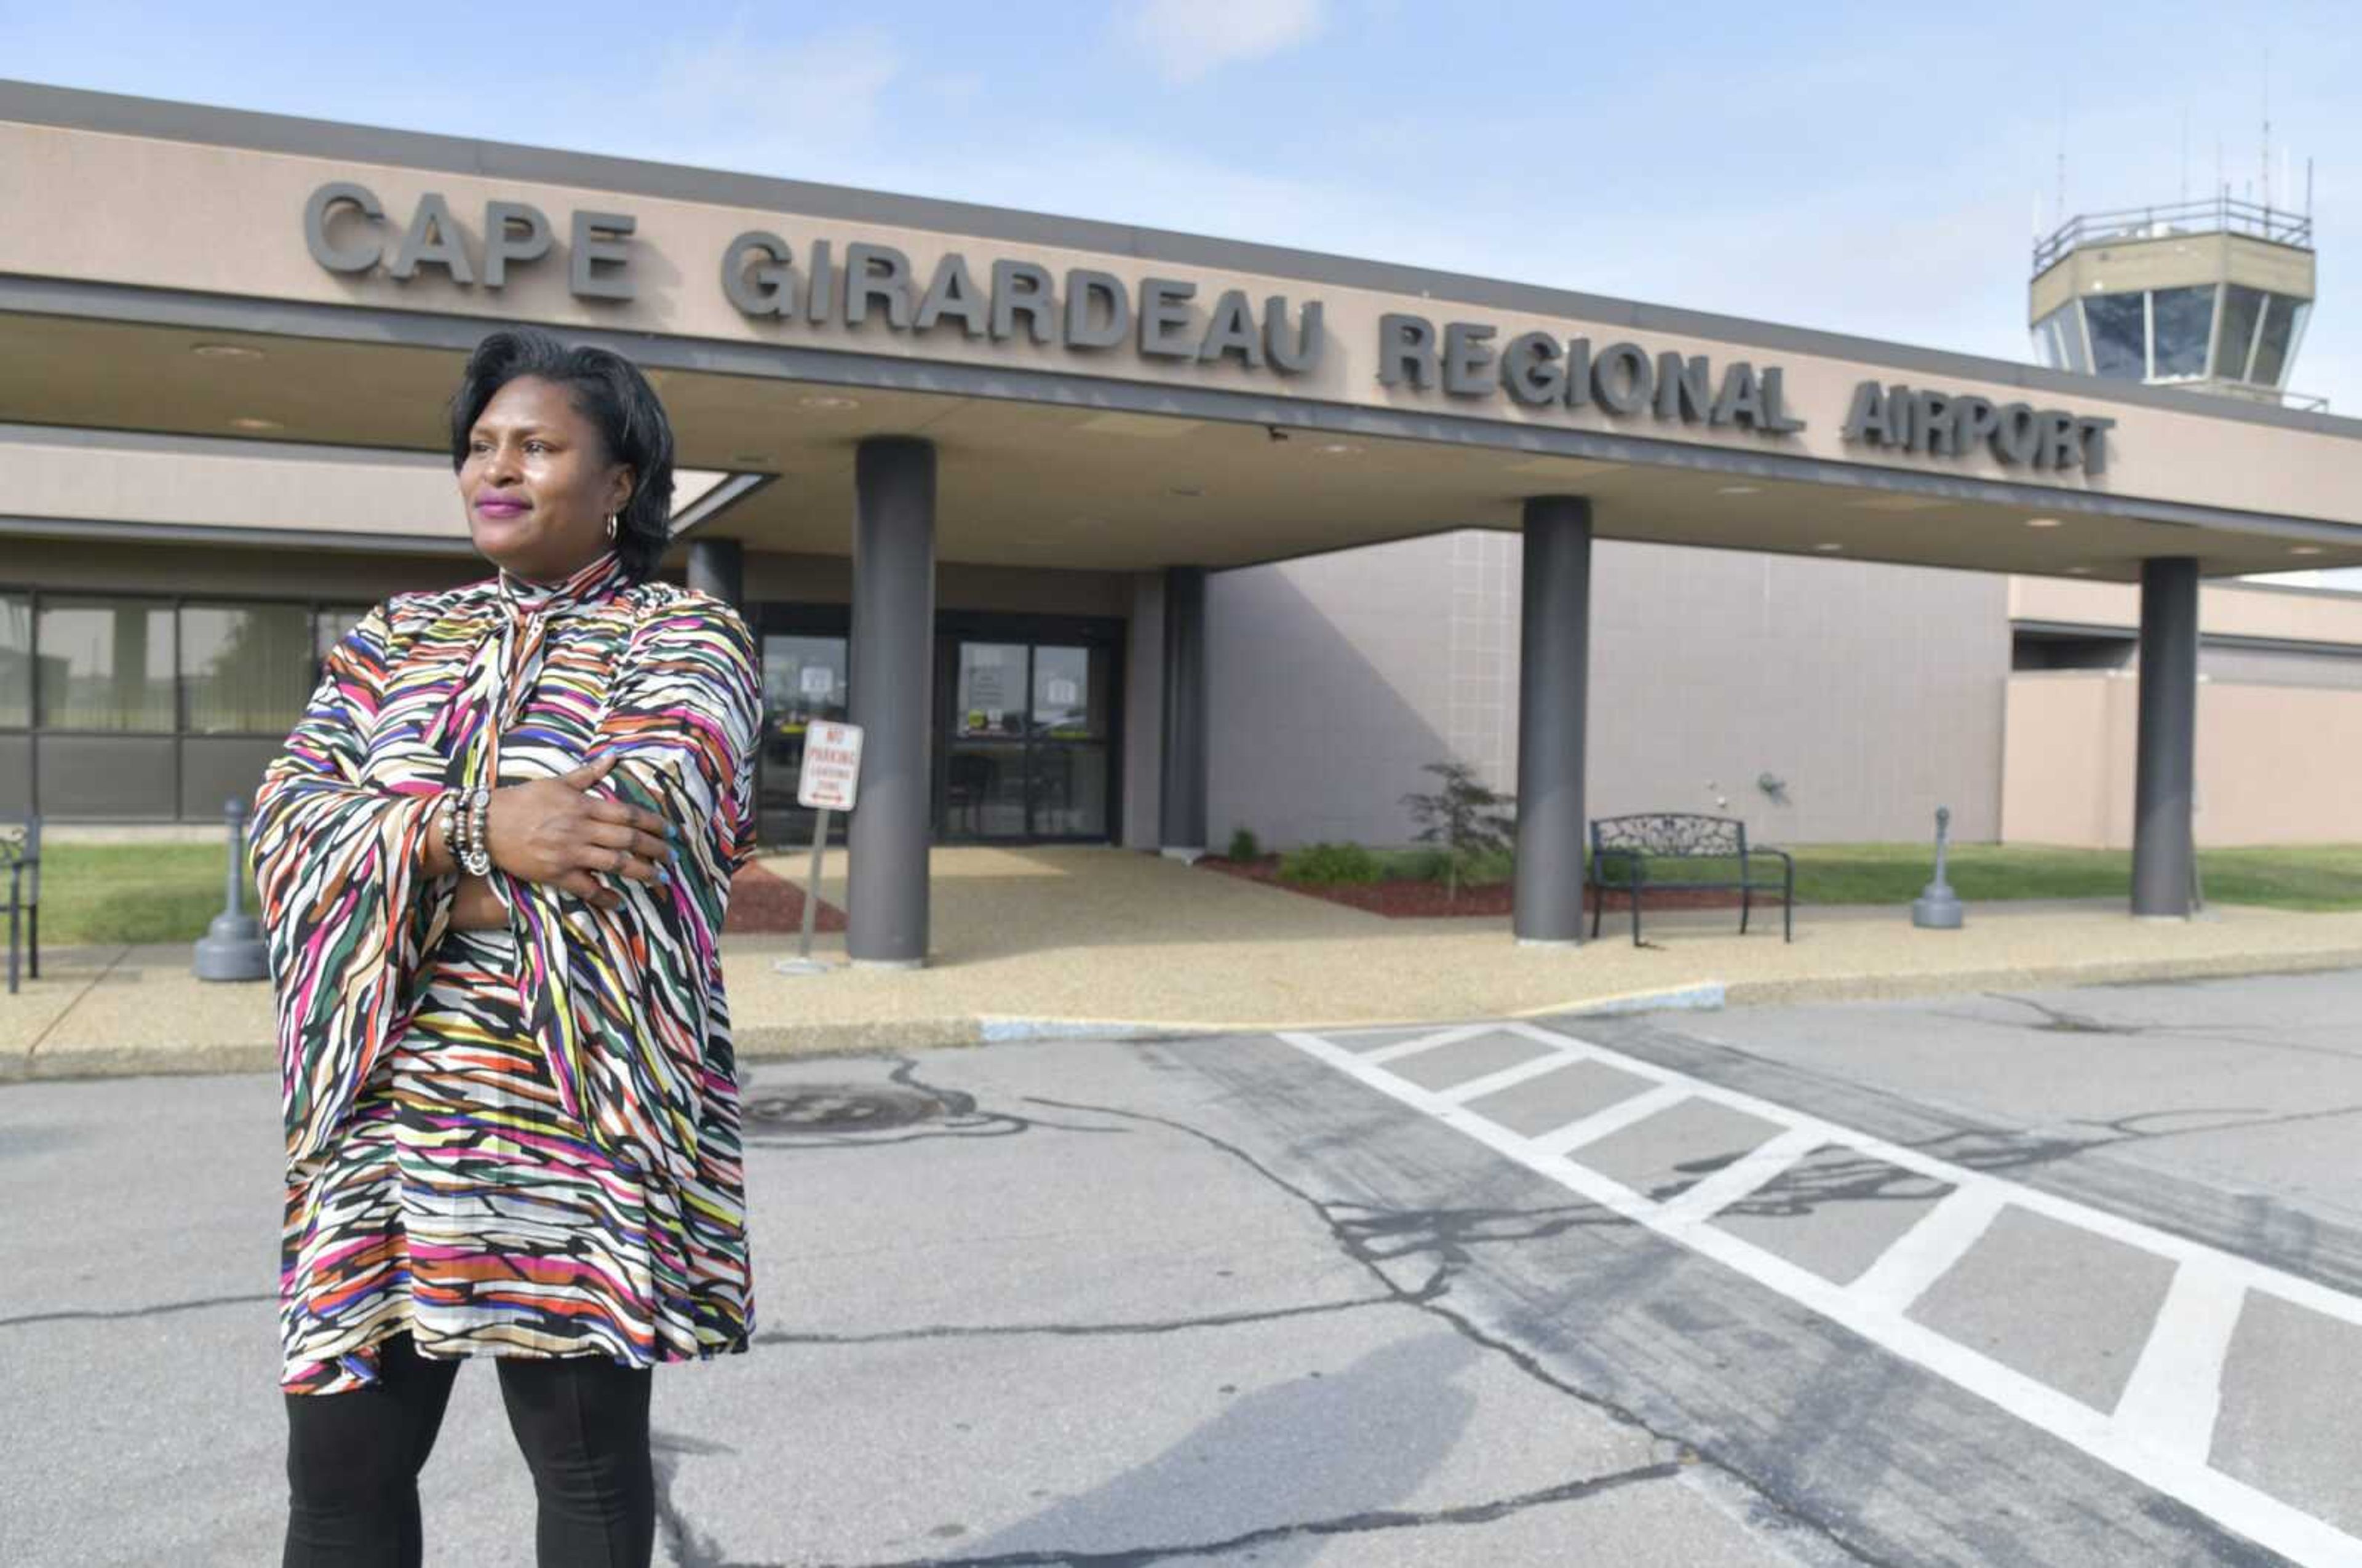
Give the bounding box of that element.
[5,0,2358,409]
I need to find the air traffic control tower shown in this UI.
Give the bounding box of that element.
[2030,194,2318,407]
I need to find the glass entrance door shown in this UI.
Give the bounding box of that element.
[757,632,849,843]
[945,640,1029,838]
[942,639,1111,842]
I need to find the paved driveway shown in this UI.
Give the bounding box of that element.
[6,970,2361,1566]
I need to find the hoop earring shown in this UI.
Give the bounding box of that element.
[605,513,618,541]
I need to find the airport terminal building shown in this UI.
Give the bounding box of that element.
[4,82,2361,963]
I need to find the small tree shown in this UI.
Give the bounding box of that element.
[1402,762,1516,903]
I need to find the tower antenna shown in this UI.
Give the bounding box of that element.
[2261,45,2273,213]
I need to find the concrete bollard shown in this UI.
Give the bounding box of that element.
[1911,805,1966,930]
[194,797,269,981]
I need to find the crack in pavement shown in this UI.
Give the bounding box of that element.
[750,1292,1410,1348]
[0,1290,275,1330]
[844,1458,1687,1567]
[1957,993,2362,1067]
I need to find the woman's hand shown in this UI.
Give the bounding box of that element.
[485,756,675,911]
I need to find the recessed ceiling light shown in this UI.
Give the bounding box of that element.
[229,416,283,431]
[1313,442,1358,455]
[1813,543,1845,552]
[2067,566,2094,575]
[2026,516,2064,529]
[191,343,264,360]
[797,394,860,411]
[1716,484,1761,495]
[2289,545,2326,556]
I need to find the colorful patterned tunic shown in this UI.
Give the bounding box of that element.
[252,551,761,1395]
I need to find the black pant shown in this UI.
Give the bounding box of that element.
[283,1334,656,1568]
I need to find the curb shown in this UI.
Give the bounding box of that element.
[1717,947,2362,1009]
[9,952,2358,1080]
[1535,981,1728,1018]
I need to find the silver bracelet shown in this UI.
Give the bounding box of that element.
[461,786,494,877]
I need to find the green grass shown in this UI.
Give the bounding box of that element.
[25,838,2362,948]
[31,842,263,947]
[1366,840,2362,911]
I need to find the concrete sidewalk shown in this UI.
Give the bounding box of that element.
[6,846,2361,1077]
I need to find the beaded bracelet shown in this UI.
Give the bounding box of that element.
[437,791,461,869]
[461,786,493,877]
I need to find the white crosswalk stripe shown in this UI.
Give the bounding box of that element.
[1290,1021,2362,1568]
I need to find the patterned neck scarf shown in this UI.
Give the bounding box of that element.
[496,549,632,618]
[450,551,634,790]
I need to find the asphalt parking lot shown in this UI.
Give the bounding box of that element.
[6,971,2361,1566]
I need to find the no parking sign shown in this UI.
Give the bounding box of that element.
[796,721,864,811]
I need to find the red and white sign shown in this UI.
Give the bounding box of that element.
[796,721,864,811]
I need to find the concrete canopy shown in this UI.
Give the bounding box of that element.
[4,80,2361,583]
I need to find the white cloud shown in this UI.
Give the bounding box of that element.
[1125,0,1324,84]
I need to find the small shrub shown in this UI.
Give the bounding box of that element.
[1227,826,1262,862]
[1278,842,1383,886]
[1402,761,1517,902]
[1391,846,1455,883]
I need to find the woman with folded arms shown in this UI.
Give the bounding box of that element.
[253,326,760,1568]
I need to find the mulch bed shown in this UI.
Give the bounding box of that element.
[726,861,847,934]
[1199,856,1751,921]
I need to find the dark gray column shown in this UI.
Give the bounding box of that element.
[1159,566,1209,855]
[848,438,936,966]
[2132,556,2201,918]
[1513,496,1594,945]
[686,537,744,610]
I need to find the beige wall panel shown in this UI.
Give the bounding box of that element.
[2001,674,2133,847]
[1585,546,2010,844]
[2224,236,2317,298]
[2002,672,2362,847]
[7,122,2359,530]
[2197,683,2362,843]
[1207,534,1461,848]
[2029,265,2075,324]
[1210,536,2010,849]
[2010,575,2362,648]
[2074,234,2233,295]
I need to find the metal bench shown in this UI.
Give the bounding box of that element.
[4,816,38,995]
[1586,813,1793,946]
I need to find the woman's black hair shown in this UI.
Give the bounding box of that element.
[448,327,676,581]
